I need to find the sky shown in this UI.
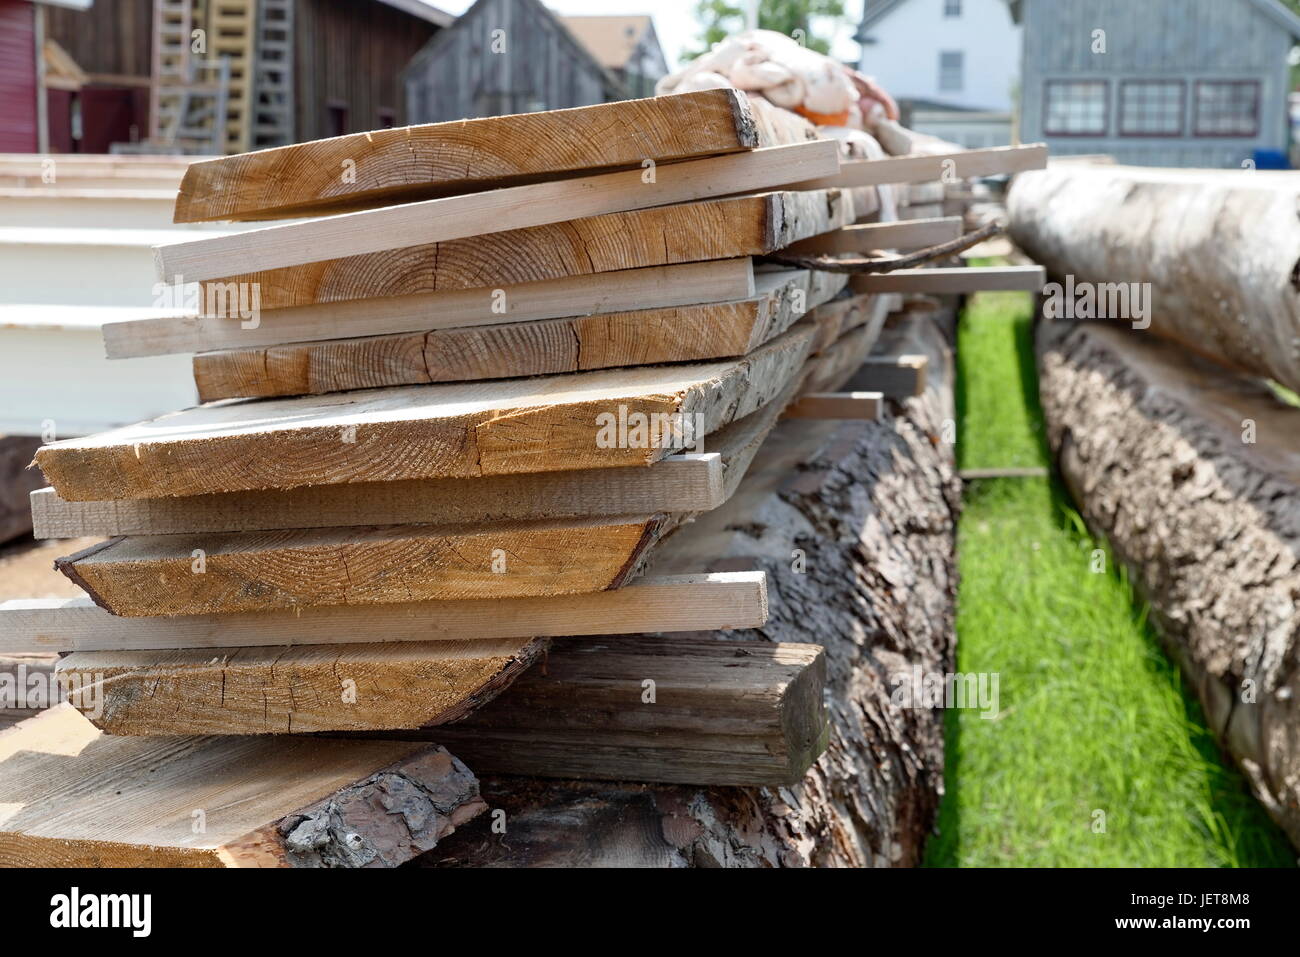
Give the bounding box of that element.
[429,0,865,72]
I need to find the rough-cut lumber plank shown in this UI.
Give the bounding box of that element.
[36,324,815,502]
[867,308,956,400]
[844,353,929,399]
[410,637,828,787]
[430,311,959,867]
[786,217,963,255]
[0,436,42,544]
[157,142,841,281]
[189,269,835,401]
[803,321,881,394]
[31,457,719,538]
[807,292,891,353]
[173,89,803,223]
[55,514,675,617]
[0,572,767,654]
[899,202,946,221]
[57,636,547,735]
[1010,165,1300,393]
[784,391,883,420]
[791,143,1048,190]
[104,259,757,359]
[850,265,1045,294]
[45,379,805,618]
[29,378,797,537]
[1037,318,1300,848]
[0,705,485,867]
[198,190,853,311]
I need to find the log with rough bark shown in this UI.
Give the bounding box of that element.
[0,705,485,866]
[392,636,828,787]
[35,325,813,501]
[197,190,853,311]
[173,89,816,222]
[56,636,547,734]
[1009,165,1300,393]
[1037,318,1300,848]
[426,312,959,868]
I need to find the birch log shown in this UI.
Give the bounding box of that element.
[1009,165,1300,393]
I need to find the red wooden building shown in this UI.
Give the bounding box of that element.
[0,0,449,154]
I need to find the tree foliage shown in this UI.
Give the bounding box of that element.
[1286,0,1300,90]
[684,0,846,60]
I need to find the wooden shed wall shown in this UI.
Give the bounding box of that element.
[0,0,37,152]
[294,0,439,140]
[406,0,614,124]
[44,0,153,80]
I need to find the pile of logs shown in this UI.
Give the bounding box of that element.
[0,90,1044,867]
[1011,164,1300,847]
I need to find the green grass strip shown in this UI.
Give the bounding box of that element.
[926,284,1294,868]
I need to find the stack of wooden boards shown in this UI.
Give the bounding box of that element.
[0,90,1049,867]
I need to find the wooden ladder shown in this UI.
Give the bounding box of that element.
[208,0,257,153]
[146,0,231,154]
[148,0,193,142]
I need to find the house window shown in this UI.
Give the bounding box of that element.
[1043,80,1109,135]
[1193,81,1260,136]
[944,0,961,15]
[939,51,964,92]
[1118,80,1185,136]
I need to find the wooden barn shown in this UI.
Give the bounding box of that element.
[1012,0,1300,168]
[404,0,627,124]
[0,0,92,153]
[2,0,451,155]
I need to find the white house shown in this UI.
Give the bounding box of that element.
[856,0,1021,146]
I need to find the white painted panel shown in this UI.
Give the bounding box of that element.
[0,325,196,437]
